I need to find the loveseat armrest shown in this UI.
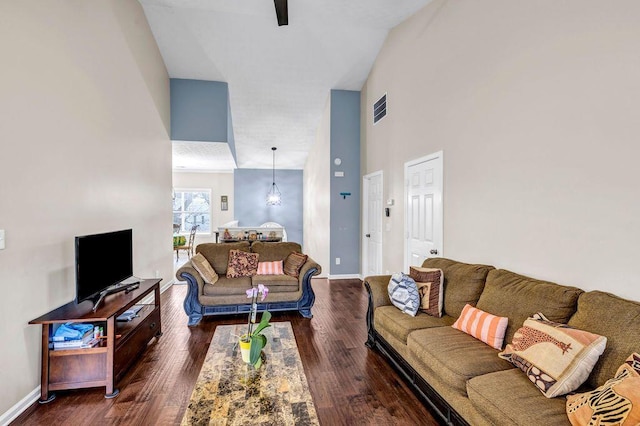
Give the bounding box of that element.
[298,257,322,284]
[363,274,392,348]
[295,256,321,318]
[175,261,206,326]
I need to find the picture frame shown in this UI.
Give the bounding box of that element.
[221,195,228,211]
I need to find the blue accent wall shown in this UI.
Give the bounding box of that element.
[330,90,361,275]
[170,79,229,142]
[234,169,303,245]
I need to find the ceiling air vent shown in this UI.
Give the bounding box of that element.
[373,93,387,125]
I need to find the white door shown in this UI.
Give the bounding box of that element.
[405,152,443,270]
[362,171,383,277]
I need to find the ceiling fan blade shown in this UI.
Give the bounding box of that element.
[273,0,288,26]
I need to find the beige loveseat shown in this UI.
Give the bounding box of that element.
[177,241,321,326]
[364,258,640,425]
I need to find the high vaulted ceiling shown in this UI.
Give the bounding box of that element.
[140,0,432,170]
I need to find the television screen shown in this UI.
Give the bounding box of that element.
[75,229,133,304]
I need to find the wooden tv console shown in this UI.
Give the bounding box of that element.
[29,279,162,402]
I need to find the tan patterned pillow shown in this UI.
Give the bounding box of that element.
[283,252,308,278]
[499,313,607,398]
[226,249,259,278]
[410,266,444,317]
[566,353,640,426]
[191,253,219,285]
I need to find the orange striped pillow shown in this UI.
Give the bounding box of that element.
[452,304,508,350]
[257,260,284,275]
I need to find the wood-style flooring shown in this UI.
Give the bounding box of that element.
[14,279,439,425]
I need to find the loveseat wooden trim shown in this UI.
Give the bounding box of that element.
[179,266,317,326]
[364,281,470,426]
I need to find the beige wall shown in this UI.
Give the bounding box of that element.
[363,0,640,301]
[172,171,235,245]
[303,97,331,276]
[0,0,170,416]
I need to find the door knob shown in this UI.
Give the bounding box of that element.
[365,234,371,238]
[430,249,438,255]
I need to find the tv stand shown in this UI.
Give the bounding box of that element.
[29,279,162,402]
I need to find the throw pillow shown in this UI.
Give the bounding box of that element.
[566,353,640,426]
[256,260,284,275]
[388,273,420,317]
[410,266,444,317]
[190,253,219,285]
[452,304,508,350]
[498,313,607,398]
[226,249,259,278]
[283,252,308,278]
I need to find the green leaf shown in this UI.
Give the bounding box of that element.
[249,334,266,366]
[252,311,272,336]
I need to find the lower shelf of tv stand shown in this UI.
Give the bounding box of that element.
[29,279,162,402]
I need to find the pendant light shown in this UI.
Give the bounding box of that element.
[266,147,281,206]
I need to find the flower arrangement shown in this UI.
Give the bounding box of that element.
[239,284,271,368]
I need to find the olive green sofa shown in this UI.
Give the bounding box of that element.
[364,258,640,425]
[177,241,321,326]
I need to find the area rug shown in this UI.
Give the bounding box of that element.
[181,322,319,425]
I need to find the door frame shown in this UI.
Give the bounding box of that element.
[362,170,383,278]
[404,151,444,271]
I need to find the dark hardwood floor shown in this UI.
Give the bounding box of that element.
[14,279,439,425]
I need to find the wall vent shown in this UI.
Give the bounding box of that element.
[373,93,387,125]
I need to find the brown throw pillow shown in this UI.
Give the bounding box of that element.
[283,252,308,278]
[409,266,444,317]
[191,253,219,285]
[226,249,259,278]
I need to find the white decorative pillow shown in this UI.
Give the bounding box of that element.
[388,273,420,317]
[499,313,607,398]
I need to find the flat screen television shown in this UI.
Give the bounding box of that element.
[75,229,133,306]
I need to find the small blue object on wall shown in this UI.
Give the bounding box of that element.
[340,192,351,199]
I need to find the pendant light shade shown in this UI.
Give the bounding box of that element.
[266,147,281,206]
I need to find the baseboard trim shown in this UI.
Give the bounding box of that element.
[328,274,362,280]
[2,279,176,425]
[0,386,40,426]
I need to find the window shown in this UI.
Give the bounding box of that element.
[173,189,211,234]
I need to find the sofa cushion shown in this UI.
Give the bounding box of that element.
[190,253,219,285]
[566,352,640,426]
[283,252,308,278]
[252,274,299,291]
[499,312,606,398]
[476,268,583,344]
[421,258,494,318]
[409,267,443,317]
[374,305,455,344]
[388,273,420,316]
[452,304,508,350]
[467,369,571,426]
[197,241,251,275]
[568,291,640,388]
[407,327,514,396]
[203,276,252,296]
[251,241,301,261]
[226,249,259,278]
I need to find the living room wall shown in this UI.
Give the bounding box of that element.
[0,1,170,420]
[362,0,640,301]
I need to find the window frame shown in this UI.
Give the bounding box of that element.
[172,188,212,235]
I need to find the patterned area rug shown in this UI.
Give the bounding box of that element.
[181,322,319,425]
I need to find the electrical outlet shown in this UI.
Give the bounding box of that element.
[0,230,5,250]
[335,257,341,265]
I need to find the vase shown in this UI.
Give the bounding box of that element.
[239,338,251,363]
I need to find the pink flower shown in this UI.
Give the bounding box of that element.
[258,284,269,301]
[246,288,257,298]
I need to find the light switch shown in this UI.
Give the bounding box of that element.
[0,230,5,250]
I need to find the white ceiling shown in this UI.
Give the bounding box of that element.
[140,0,432,170]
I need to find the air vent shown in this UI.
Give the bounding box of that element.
[373,93,387,125]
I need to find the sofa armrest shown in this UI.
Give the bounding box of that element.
[363,274,392,309]
[298,257,322,284]
[175,261,206,326]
